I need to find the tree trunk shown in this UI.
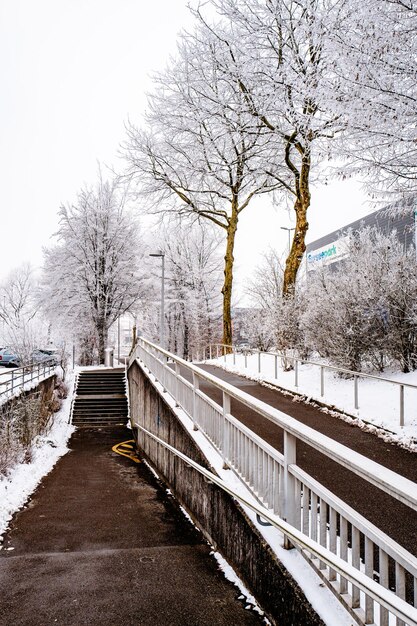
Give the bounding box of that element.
[283,150,311,296]
[222,205,239,351]
[97,322,108,364]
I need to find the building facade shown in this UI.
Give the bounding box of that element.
[306,200,416,273]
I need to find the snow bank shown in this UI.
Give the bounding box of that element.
[0,373,75,544]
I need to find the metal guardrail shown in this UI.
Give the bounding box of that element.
[204,343,417,427]
[0,361,57,401]
[136,424,417,626]
[131,338,417,626]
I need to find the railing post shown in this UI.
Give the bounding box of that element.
[222,391,231,469]
[174,362,181,407]
[216,345,219,359]
[233,348,236,366]
[209,345,212,360]
[244,353,247,369]
[399,384,404,427]
[258,351,261,374]
[223,349,226,363]
[283,431,297,549]
[294,359,299,388]
[320,366,324,397]
[192,372,200,431]
[274,354,278,380]
[354,375,359,410]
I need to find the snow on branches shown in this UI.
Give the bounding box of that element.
[41,175,145,364]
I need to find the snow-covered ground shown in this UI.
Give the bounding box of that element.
[0,372,75,545]
[204,353,417,449]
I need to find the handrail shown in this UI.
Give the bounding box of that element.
[208,343,417,389]
[205,343,417,427]
[133,338,417,511]
[135,423,417,626]
[130,337,417,625]
[0,360,57,401]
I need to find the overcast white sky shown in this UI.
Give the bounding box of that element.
[0,0,373,298]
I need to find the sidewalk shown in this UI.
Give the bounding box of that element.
[0,426,264,626]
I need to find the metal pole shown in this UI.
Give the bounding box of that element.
[192,372,199,431]
[117,316,121,363]
[161,255,165,350]
[222,391,231,468]
[400,385,404,427]
[354,375,359,410]
[149,252,165,350]
[283,431,297,549]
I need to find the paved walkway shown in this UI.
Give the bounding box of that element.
[196,365,417,556]
[0,426,263,626]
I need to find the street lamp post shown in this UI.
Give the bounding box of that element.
[149,251,165,349]
[280,226,295,254]
[117,316,121,363]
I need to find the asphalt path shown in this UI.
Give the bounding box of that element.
[0,426,263,626]
[193,364,417,557]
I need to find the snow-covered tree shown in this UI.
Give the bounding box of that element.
[123,26,286,348]
[302,228,417,372]
[334,0,417,198]
[199,0,352,295]
[156,222,223,359]
[0,264,49,361]
[246,250,306,362]
[41,176,145,364]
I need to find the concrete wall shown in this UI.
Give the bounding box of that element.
[128,359,324,626]
[0,374,58,420]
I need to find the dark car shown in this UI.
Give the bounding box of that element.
[0,348,20,367]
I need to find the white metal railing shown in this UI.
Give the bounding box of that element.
[130,338,417,626]
[0,361,57,402]
[204,343,417,428]
[136,423,417,626]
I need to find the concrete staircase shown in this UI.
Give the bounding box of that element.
[72,368,128,426]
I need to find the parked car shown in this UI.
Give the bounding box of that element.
[0,348,20,367]
[31,349,59,366]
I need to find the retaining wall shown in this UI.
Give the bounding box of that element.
[128,358,324,626]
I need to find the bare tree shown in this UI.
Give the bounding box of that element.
[124,27,286,348]
[41,175,145,364]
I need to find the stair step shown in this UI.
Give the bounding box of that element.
[72,368,128,428]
